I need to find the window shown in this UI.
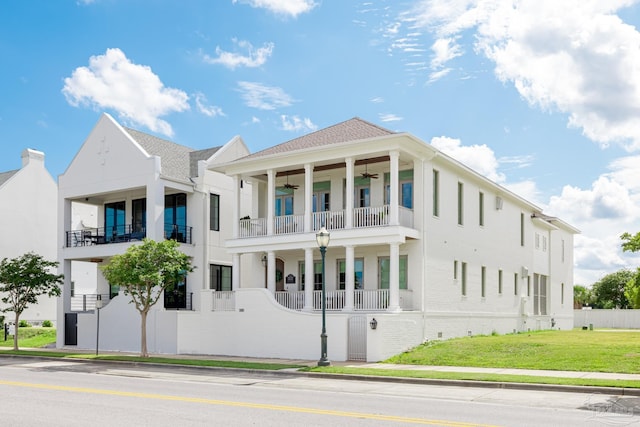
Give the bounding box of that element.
[533,274,548,315]
[527,275,531,297]
[165,193,187,242]
[298,261,323,291]
[453,260,458,280]
[378,256,408,290]
[542,236,547,252]
[562,239,565,262]
[479,192,484,226]
[561,283,565,305]
[337,258,364,290]
[535,233,540,249]
[275,187,294,216]
[433,169,440,217]
[210,264,232,291]
[210,193,220,231]
[132,198,146,234]
[481,266,486,298]
[312,181,331,212]
[461,262,467,296]
[520,213,525,246]
[105,201,125,242]
[498,270,503,295]
[457,182,464,225]
[514,272,518,296]
[384,170,414,209]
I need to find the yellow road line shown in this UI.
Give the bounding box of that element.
[0,379,498,427]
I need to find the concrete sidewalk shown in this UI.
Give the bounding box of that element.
[6,346,640,383]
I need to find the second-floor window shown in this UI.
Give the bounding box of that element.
[165,193,187,241]
[313,181,330,212]
[210,193,219,231]
[275,187,294,216]
[384,170,414,209]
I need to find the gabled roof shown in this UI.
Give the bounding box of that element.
[244,117,395,160]
[0,169,19,187]
[124,127,220,181]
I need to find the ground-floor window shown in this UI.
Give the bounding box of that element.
[164,278,187,309]
[210,264,232,291]
[298,261,323,291]
[378,255,408,290]
[337,258,364,290]
[533,273,548,315]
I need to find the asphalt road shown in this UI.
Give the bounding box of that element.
[1,357,639,426]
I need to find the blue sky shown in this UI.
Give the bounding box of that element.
[1,0,640,286]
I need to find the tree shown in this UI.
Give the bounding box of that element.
[0,253,63,350]
[590,269,635,309]
[573,285,592,308]
[100,239,193,357]
[621,232,640,308]
[621,232,640,253]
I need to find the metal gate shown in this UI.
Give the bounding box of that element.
[348,315,367,361]
[64,313,77,345]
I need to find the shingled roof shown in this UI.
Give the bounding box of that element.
[0,169,18,187]
[245,117,395,160]
[124,128,220,181]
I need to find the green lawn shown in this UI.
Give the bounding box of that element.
[0,327,56,348]
[386,329,640,374]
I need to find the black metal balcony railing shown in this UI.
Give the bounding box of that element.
[65,223,192,247]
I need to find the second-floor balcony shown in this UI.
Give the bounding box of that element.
[238,205,413,238]
[65,223,193,247]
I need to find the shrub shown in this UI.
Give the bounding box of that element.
[18,320,32,328]
[42,320,53,328]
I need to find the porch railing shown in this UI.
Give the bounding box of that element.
[65,223,193,247]
[212,291,235,311]
[354,205,389,228]
[70,293,111,312]
[275,291,305,310]
[274,214,304,234]
[312,210,345,231]
[272,289,405,312]
[239,217,267,238]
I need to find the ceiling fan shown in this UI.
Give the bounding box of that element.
[283,175,299,190]
[361,164,379,179]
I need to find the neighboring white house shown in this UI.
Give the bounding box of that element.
[0,149,58,325]
[58,115,578,362]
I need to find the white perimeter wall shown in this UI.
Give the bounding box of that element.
[574,309,640,329]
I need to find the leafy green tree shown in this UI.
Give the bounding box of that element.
[621,232,640,308]
[573,285,592,308]
[590,269,634,309]
[0,253,63,350]
[101,239,193,357]
[621,232,640,253]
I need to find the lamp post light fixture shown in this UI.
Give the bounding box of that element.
[315,226,331,367]
[95,294,103,356]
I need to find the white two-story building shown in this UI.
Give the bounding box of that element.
[57,115,577,362]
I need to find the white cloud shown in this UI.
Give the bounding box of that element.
[237,81,295,110]
[62,48,189,137]
[370,97,384,103]
[545,154,640,285]
[280,115,317,132]
[409,0,640,150]
[203,39,274,69]
[379,113,403,122]
[194,93,225,118]
[232,0,317,17]
[430,136,505,183]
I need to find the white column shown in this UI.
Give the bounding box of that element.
[267,169,275,235]
[232,253,241,290]
[389,150,399,226]
[232,175,240,238]
[304,248,314,311]
[267,251,276,294]
[146,179,165,240]
[344,245,355,311]
[304,163,313,232]
[388,242,401,312]
[345,157,354,228]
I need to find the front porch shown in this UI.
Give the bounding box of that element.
[206,289,414,312]
[238,205,414,238]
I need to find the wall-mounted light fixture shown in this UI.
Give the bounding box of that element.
[261,254,267,267]
[369,318,378,330]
